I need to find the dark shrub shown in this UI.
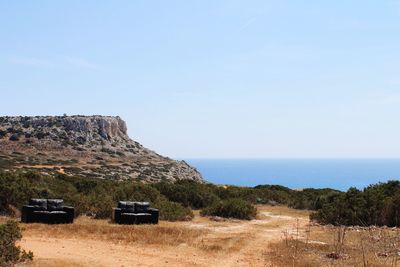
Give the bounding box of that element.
[35,131,46,139]
[310,181,400,226]
[9,134,19,141]
[0,130,6,139]
[86,192,114,218]
[154,181,219,209]
[154,198,194,221]
[76,136,86,145]
[0,220,33,265]
[201,198,257,220]
[288,188,340,210]
[0,172,34,212]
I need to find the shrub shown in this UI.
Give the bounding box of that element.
[35,131,46,139]
[288,188,340,210]
[154,198,194,221]
[154,181,219,209]
[0,172,34,212]
[9,134,19,141]
[86,192,114,219]
[100,147,115,154]
[310,181,400,226]
[0,220,33,265]
[201,198,257,220]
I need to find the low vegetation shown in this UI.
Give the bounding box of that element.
[201,198,257,220]
[1,170,400,226]
[310,181,400,226]
[0,170,339,221]
[0,171,193,221]
[0,220,33,266]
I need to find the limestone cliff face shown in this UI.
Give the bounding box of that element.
[0,115,203,182]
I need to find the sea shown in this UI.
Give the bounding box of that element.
[185,159,400,191]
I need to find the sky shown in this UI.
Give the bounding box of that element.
[0,1,400,159]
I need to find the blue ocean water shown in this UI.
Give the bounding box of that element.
[185,159,400,191]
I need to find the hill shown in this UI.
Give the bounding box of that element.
[0,115,203,182]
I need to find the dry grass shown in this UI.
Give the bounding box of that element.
[198,232,254,252]
[257,205,310,219]
[0,216,11,224]
[16,205,396,266]
[20,216,207,247]
[265,223,400,267]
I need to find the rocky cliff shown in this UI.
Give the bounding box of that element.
[0,115,203,182]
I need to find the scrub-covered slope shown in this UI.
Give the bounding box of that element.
[0,115,203,182]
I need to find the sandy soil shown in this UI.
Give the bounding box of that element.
[18,206,310,267]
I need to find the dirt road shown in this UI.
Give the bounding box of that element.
[18,206,310,267]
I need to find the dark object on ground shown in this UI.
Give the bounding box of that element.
[326,252,341,259]
[21,199,74,224]
[113,201,159,224]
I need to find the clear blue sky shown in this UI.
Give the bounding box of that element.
[1,1,400,158]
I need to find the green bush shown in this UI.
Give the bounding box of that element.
[288,188,341,210]
[154,198,194,221]
[200,198,257,220]
[0,220,33,265]
[154,181,219,209]
[310,181,400,226]
[85,189,115,219]
[0,172,34,212]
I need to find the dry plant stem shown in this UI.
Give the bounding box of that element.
[333,226,346,257]
[294,219,300,266]
[360,230,367,267]
[305,222,311,249]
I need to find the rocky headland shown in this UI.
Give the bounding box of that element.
[0,115,203,182]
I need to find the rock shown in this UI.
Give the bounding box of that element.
[326,252,341,259]
[0,115,204,183]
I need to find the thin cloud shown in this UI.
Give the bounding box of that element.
[63,56,101,70]
[9,56,101,70]
[367,91,400,105]
[238,17,257,32]
[379,94,400,104]
[9,56,54,68]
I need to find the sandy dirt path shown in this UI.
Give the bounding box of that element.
[18,206,310,267]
